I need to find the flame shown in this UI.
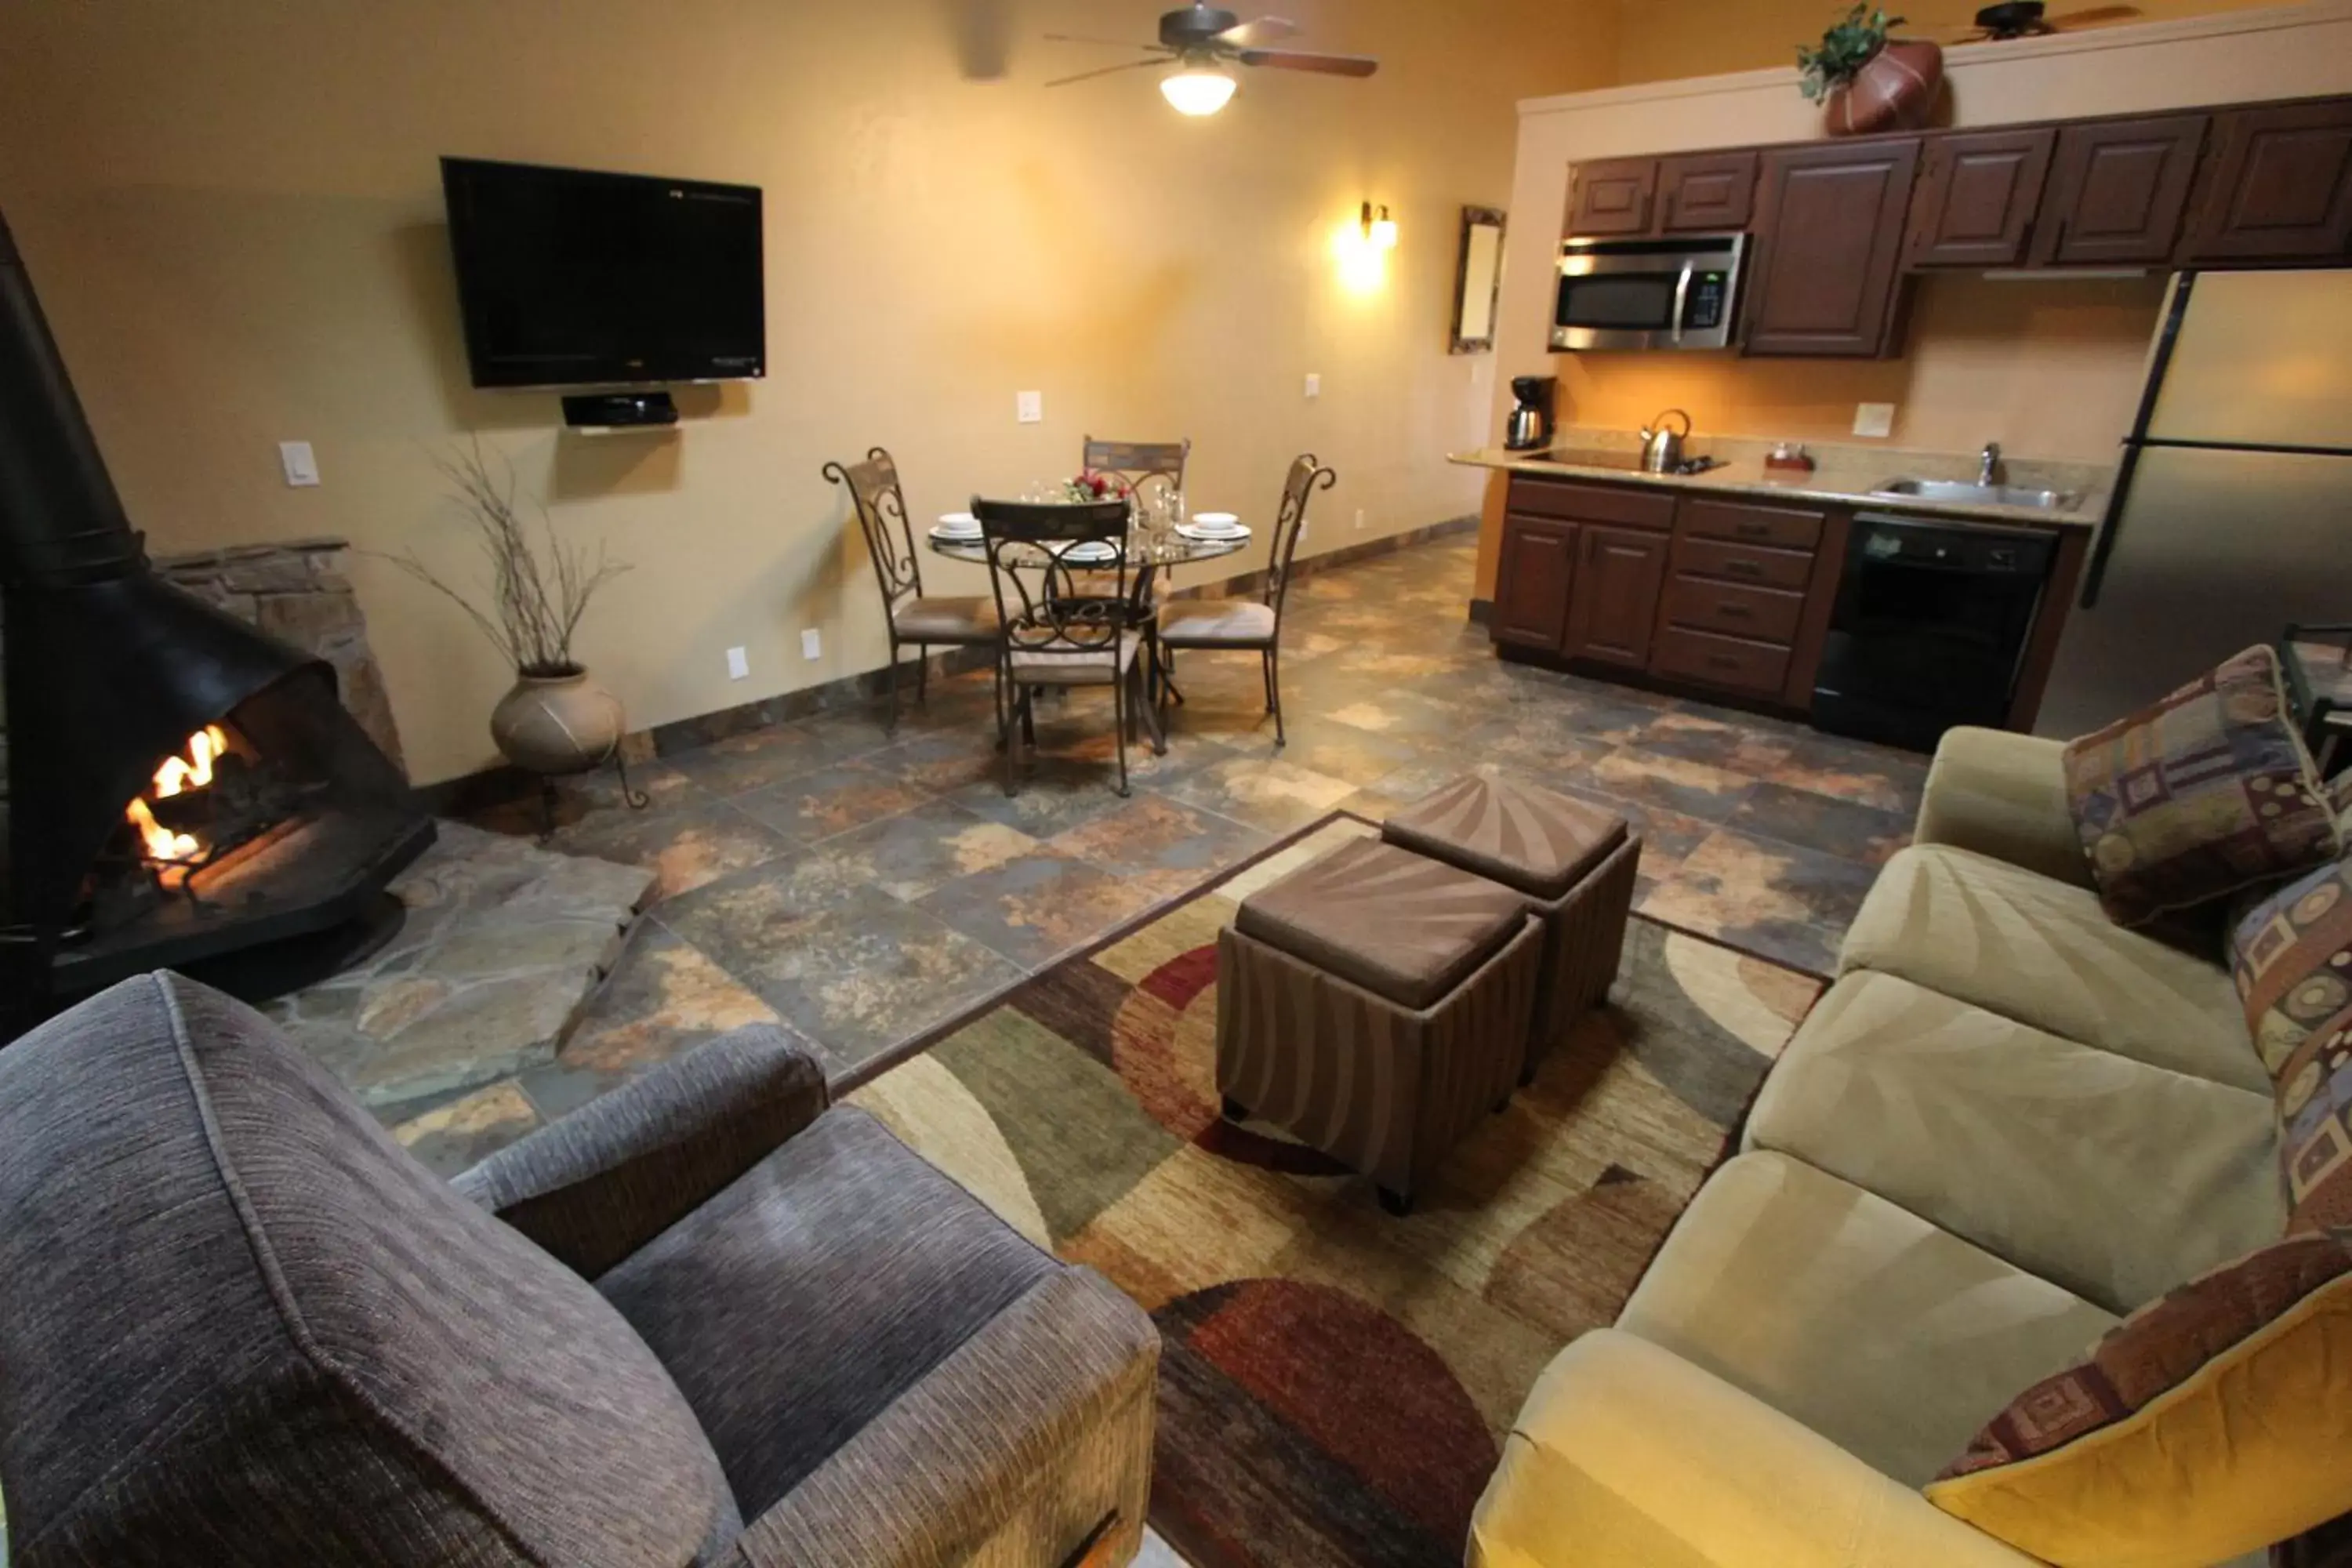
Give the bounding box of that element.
[154,724,227,799]
[126,797,201,864]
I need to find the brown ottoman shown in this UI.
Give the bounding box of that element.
[1216,836,1543,1215]
[1381,774,1639,1082]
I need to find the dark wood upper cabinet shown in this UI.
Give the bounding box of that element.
[1904,128,2055,268]
[1563,525,1669,667]
[1492,514,1577,651]
[1566,158,1659,238]
[2179,100,2352,263]
[1660,151,1759,232]
[1744,140,1921,358]
[2031,114,2207,266]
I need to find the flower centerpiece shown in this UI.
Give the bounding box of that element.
[1062,470,1133,505]
[1798,5,1942,136]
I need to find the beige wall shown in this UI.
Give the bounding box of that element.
[0,0,1614,786]
[1612,0,2289,85]
[1477,1,2352,596]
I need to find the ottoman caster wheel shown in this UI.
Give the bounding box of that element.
[1377,1187,1413,1218]
[1221,1095,1248,1122]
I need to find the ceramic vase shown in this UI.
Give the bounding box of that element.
[1824,38,1944,136]
[489,666,624,777]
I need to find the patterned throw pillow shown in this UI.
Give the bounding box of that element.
[2064,646,2341,928]
[2233,856,2352,1232]
[1926,1232,2352,1568]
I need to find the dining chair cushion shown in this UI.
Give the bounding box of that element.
[1009,630,1142,687]
[1160,599,1276,648]
[891,595,997,643]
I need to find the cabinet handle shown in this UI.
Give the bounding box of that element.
[1735,522,1771,539]
[1705,653,1741,670]
[1723,561,1763,579]
[1716,602,1752,618]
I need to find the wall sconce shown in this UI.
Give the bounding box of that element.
[1360,202,1399,251]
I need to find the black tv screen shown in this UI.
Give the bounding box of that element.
[441,156,765,389]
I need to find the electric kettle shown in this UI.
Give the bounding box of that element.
[1639,408,1693,474]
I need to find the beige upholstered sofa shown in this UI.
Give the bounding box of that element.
[1468,727,2284,1568]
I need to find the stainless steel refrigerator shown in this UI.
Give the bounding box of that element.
[2036,268,2352,739]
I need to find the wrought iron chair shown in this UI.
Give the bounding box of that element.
[975,497,1147,797]
[1156,454,1336,747]
[1080,436,1190,507]
[823,447,996,730]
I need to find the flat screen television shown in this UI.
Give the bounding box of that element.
[441,156,765,389]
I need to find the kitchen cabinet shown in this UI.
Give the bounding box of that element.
[1659,151,1759,232]
[1563,526,1669,667]
[2032,114,2206,266]
[1905,128,2055,268]
[1492,514,1577,650]
[2179,100,2352,263]
[1744,140,1920,358]
[1565,158,1658,237]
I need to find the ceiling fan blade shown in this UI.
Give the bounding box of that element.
[1044,56,1171,87]
[1237,48,1379,77]
[1217,16,1299,49]
[1043,32,1163,49]
[2044,4,2143,25]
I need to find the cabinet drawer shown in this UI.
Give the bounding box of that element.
[1661,577,1805,644]
[1679,497,1826,550]
[1671,535,1816,590]
[1652,627,1793,697]
[1508,476,1677,531]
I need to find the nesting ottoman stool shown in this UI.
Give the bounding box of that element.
[1216,835,1544,1214]
[1381,774,1639,1081]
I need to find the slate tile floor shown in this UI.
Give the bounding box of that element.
[393,534,1928,1177]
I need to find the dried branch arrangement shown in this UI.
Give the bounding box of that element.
[390,438,628,677]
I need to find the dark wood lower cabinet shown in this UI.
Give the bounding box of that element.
[1563,525,1669,666]
[1491,514,1577,651]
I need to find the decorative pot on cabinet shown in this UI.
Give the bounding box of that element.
[490,666,625,776]
[1824,39,1943,136]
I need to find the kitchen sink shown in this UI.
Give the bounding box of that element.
[1871,477,2082,512]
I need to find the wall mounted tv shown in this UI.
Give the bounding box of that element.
[441,156,765,390]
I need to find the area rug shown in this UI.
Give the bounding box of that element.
[847,815,1825,1568]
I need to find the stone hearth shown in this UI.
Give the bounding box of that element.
[264,820,652,1109]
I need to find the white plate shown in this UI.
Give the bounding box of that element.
[1177,521,1251,542]
[929,524,982,543]
[938,511,978,528]
[1192,512,1240,528]
[1062,542,1119,564]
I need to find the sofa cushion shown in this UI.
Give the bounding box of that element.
[1915,726,2092,889]
[2231,855,2352,1231]
[1617,1152,2117,1488]
[1381,771,1628,899]
[1926,1232,2352,1568]
[1234,836,1526,1009]
[595,1105,1058,1519]
[2063,644,2340,927]
[1746,971,2285,1314]
[0,973,739,1566]
[1841,843,2267,1094]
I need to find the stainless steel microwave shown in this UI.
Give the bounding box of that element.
[1553,234,1746,352]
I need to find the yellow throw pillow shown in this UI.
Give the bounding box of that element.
[1926,1232,2352,1568]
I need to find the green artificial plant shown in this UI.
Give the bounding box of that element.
[1796,5,1906,102]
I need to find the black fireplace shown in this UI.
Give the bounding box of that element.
[0,208,433,1031]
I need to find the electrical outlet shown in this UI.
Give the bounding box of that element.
[725,646,750,681]
[1015,390,1044,424]
[278,441,320,487]
[1304,372,1321,400]
[800,628,822,661]
[1353,508,1366,532]
[1853,402,1896,439]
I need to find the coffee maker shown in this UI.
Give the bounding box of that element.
[1505,376,1555,452]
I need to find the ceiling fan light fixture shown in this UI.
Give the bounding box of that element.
[1160,63,1237,115]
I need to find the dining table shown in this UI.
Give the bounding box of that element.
[926,517,1255,755]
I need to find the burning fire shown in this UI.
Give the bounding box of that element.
[125,724,230,866]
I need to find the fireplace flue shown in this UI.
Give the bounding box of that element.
[0,207,433,1033]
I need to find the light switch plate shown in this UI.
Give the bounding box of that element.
[1853,403,1896,438]
[1016,390,1044,425]
[800,628,822,661]
[1304,373,1321,399]
[278,441,320,487]
[726,646,750,681]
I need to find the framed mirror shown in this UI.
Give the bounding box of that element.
[1450,206,1505,354]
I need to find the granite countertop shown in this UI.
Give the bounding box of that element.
[1450,430,2112,532]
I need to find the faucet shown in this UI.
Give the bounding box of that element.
[1978,442,2004,487]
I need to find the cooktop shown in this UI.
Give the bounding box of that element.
[1525,449,1726,477]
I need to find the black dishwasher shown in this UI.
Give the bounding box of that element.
[1810,515,2056,754]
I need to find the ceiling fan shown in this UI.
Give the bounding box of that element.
[1044,4,1379,117]
[1934,2,2143,42]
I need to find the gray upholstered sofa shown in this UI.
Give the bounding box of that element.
[0,971,1159,1567]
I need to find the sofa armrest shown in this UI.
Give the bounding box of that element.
[731,1267,1159,1568]
[1914,726,2092,889]
[1467,1330,2038,1568]
[452,1024,827,1279]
